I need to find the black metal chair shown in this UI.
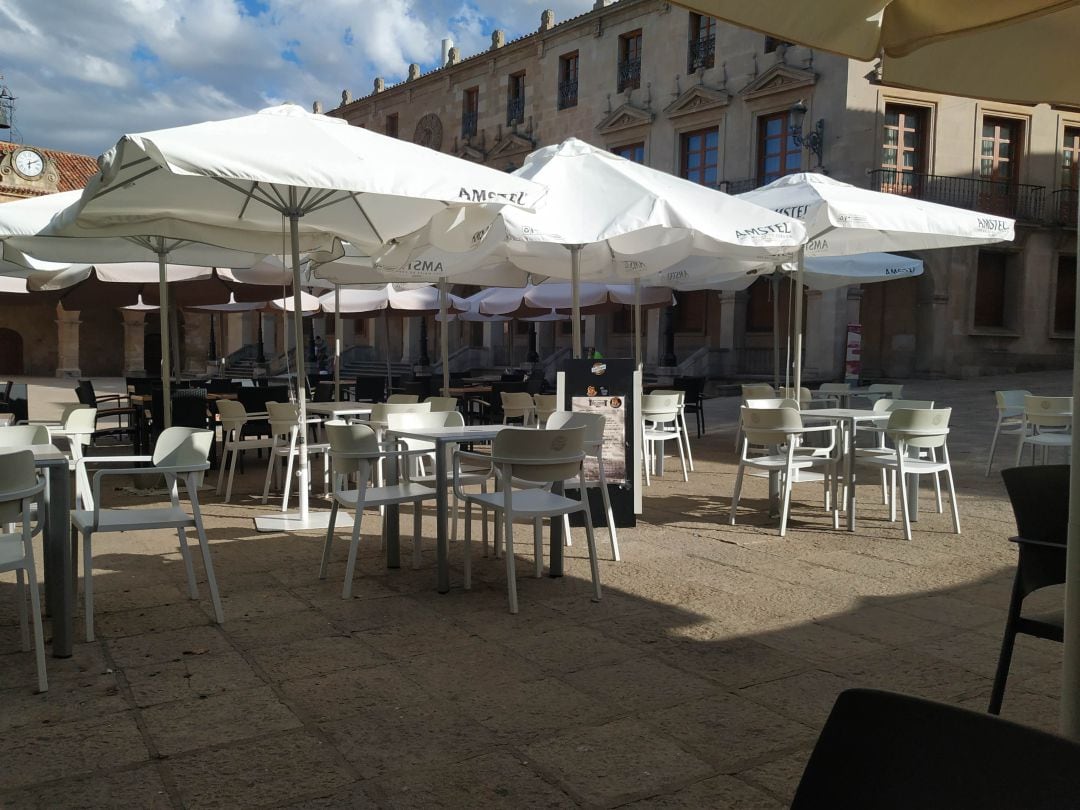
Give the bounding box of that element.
[77,379,139,447]
[792,688,1080,809]
[988,465,1068,714]
[673,376,707,437]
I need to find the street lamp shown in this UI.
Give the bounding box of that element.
[789,100,824,167]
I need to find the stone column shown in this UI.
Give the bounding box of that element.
[183,311,211,374]
[804,288,846,380]
[121,309,146,376]
[645,308,661,366]
[55,304,81,378]
[716,291,745,377]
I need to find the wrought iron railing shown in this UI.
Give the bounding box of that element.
[868,169,1046,223]
[1051,188,1078,227]
[617,58,641,92]
[461,111,477,138]
[506,97,524,126]
[557,79,578,110]
[687,37,715,73]
[717,178,759,195]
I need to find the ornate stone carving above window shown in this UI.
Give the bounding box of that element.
[663,85,730,120]
[739,64,816,101]
[595,102,654,137]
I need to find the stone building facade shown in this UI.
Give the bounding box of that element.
[326,0,1079,380]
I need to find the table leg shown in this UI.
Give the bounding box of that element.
[845,420,857,532]
[435,441,450,593]
[383,452,400,570]
[44,462,73,658]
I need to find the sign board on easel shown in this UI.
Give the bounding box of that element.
[844,323,862,384]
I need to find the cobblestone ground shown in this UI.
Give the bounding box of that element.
[0,371,1071,808]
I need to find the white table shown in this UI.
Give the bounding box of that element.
[385,424,507,592]
[806,408,891,531]
[305,402,373,420]
[29,444,73,657]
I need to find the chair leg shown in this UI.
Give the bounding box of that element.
[216,442,228,495]
[730,461,746,525]
[319,500,339,580]
[190,498,224,625]
[16,568,28,651]
[342,507,364,599]
[261,439,278,504]
[598,478,620,561]
[533,518,543,577]
[642,438,651,487]
[281,450,296,511]
[464,499,473,590]
[680,412,695,472]
[779,465,794,538]
[82,531,95,642]
[580,484,602,603]
[675,434,688,483]
[985,421,1002,477]
[945,463,961,534]
[563,513,572,547]
[26,566,47,693]
[503,508,518,614]
[989,577,1023,714]
[225,441,241,504]
[175,527,199,599]
[898,460,913,542]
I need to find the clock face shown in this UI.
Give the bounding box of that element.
[14,149,44,179]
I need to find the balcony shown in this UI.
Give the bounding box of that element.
[506,98,524,126]
[717,178,759,195]
[687,38,715,73]
[1051,188,1078,227]
[868,169,1046,223]
[557,79,578,111]
[461,111,477,139]
[617,58,641,93]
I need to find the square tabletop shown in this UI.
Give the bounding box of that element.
[305,402,373,417]
[388,424,507,444]
[807,408,888,420]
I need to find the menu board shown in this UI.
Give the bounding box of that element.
[571,395,627,483]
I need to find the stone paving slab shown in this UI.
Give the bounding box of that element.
[0,370,1073,807]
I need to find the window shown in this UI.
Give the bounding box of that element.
[980,116,1020,184]
[1062,126,1080,189]
[764,36,793,53]
[673,291,707,333]
[385,113,398,138]
[558,52,578,110]
[757,111,802,185]
[745,278,773,333]
[688,13,715,73]
[1055,254,1076,334]
[612,142,644,163]
[880,104,927,194]
[974,250,1009,329]
[618,30,642,92]
[507,71,525,125]
[462,87,479,138]
[680,127,719,186]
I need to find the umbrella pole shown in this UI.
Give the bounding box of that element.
[156,251,172,428]
[334,284,342,401]
[633,277,642,370]
[288,209,309,522]
[772,272,781,391]
[792,248,805,394]
[439,278,449,395]
[383,308,392,399]
[1065,203,1080,739]
[570,245,583,359]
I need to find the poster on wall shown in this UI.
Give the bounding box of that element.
[844,323,862,383]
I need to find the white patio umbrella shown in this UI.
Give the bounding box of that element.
[0,190,260,426]
[381,137,807,358]
[737,172,1014,392]
[47,103,544,530]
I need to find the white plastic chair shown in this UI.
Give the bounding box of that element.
[0,449,47,692]
[533,394,558,428]
[547,411,621,562]
[386,410,492,546]
[319,421,437,598]
[1015,395,1072,466]
[386,393,420,404]
[864,383,904,403]
[986,390,1030,476]
[813,382,851,407]
[261,401,330,509]
[424,396,458,413]
[731,406,839,537]
[859,408,960,541]
[0,425,50,448]
[501,392,536,426]
[854,398,935,505]
[641,393,687,485]
[652,389,694,472]
[453,426,601,614]
[779,386,815,408]
[216,399,275,503]
[72,427,223,642]
[736,384,777,448]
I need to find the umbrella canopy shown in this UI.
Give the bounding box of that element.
[468,281,672,316]
[314,285,465,317]
[47,103,545,529]
[383,137,808,356]
[737,172,1014,391]
[672,1,1080,106]
[190,290,322,315]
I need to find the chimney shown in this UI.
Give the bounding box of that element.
[441,38,453,67]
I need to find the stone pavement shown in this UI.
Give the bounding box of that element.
[0,371,1070,808]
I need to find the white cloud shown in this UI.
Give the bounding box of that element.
[0,0,593,156]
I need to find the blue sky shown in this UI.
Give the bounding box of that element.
[0,0,593,157]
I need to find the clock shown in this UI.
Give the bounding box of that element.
[13,148,44,179]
